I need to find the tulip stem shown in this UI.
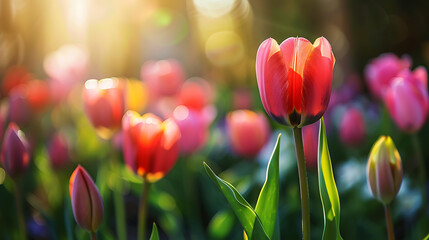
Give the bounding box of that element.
[138,180,151,240]
[384,204,395,240]
[292,127,311,240]
[90,232,97,240]
[112,162,127,240]
[411,133,427,215]
[13,180,27,240]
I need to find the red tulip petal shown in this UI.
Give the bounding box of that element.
[300,37,335,127]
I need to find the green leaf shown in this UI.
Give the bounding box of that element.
[149,223,160,240]
[203,163,270,240]
[318,118,343,240]
[255,134,281,240]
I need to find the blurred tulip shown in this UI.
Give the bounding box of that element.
[122,111,181,182]
[0,123,29,179]
[44,45,88,102]
[7,87,30,125]
[179,77,213,111]
[141,59,185,99]
[302,121,319,169]
[232,88,253,110]
[82,78,125,139]
[256,37,335,127]
[69,165,104,233]
[172,105,209,154]
[384,68,429,133]
[226,110,270,157]
[339,107,366,147]
[367,136,402,204]
[25,80,51,112]
[48,133,70,169]
[1,65,31,97]
[364,53,411,98]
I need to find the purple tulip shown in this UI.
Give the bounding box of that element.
[0,123,30,179]
[69,165,104,233]
[48,133,70,170]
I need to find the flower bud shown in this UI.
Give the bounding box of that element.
[48,133,70,170]
[0,123,30,179]
[367,136,402,204]
[226,110,270,157]
[69,165,104,233]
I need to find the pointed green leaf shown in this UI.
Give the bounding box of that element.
[255,134,281,240]
[149,223,159,240]
[318,118,343,240]
[204,162,270,240]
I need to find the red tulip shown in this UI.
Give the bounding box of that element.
[141,59,185,99]
[0,123,30,179]
[172,105,209,154]
[82,78,125,139]
[122,111,181,182]
[339,107,366,147]
[48,133,70,169]
[2,65,31,97]
[384,68,429,133]
[226,110,270,157]
[302,121,319,169]
[69,165,104,233]
[364,53,411,99]
[179,77,213,111]
[256,37,335,127]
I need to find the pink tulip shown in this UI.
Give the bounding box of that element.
[172,105,209,154]
[302,121,319,169]
[226,110,270,157]
[339,107,366,147]
[69,165,104,233]
[0,123,30,179]
[384,68,429,133]
[48,133,70,169]
[232,88,253,110]
[141,59,185,99]
[364,53,411,98]
[82,78,125,139]
[256,37,335,127]
[122,111,181,182]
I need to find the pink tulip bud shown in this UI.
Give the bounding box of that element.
[384,68,429,133]
[69,165,104,233]
[367,136,402,204]
[141,59,185,99]
[226,110,270,157]
[122,111,181,182]
[172,105,209,154]
[256,37,335,127]
[8,87,30,125]
[339,107,366,147]
[364,53,411,98]
[302,121,319,169]
[82,78,125,139]
[1,123,30,179]
[48,133,70,170]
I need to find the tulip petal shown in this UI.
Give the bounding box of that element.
[150,118,181,182]
[300,37,334,127]
[256,38,290,125]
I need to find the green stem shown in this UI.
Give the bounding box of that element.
[384,204,394,240]
[90,232,97,240]
[13,181,27,240]
[138,180,151,240]
[292,127,310,240]
[113,167,127,240]
[411,134,427,213]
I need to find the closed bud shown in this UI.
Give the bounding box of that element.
[1,123,30,179]
[69,165,104,233]
[367,136,402,204]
